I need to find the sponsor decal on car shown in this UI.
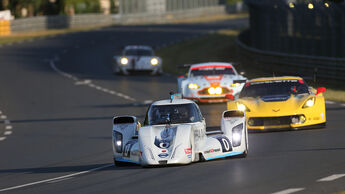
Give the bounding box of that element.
[204,148,221,154]
[158,153,169,158]
[184,148,192,154]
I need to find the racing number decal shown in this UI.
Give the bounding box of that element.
[123,141,135,157]
[216,136,232,152]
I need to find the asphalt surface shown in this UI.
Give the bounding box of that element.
[0,18,344,194]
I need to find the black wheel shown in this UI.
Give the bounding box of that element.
[113,158,126,167]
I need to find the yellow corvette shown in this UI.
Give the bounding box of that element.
[226,76,326,131]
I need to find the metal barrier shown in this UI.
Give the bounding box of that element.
[9,0,228,33]
[237,0,345,83]
[244,0,345,58]
[237,30,345,83]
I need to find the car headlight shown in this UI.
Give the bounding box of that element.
[231,83,241,87]
[120,57,129,65]
[150,58,159,66]
[237,103,250,112]
[303,97,315,108]
[208,87,222,95]
[188,83,200,89]
[113,131,123,153]
[232,123,243,147]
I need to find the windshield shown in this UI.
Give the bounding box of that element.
[124,49,153,56]
[146,103,202,125]
[239,80,309,98]
[190,67,235,77]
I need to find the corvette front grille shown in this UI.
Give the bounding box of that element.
[248,116,291,126]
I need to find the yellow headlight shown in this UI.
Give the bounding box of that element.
[208,87,215,95]
[237,104,246,111]
[303,97,315,108]
[231,83,241,87]
[208,87,222,95]
[237,103,250,112]
[188,83,199,89]
[150,58,159,66]
[120,57,128,65]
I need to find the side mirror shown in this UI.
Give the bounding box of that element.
[136,121,141,134]
[316,87,326,95]
[225,94,234,100]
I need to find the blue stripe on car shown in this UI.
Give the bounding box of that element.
[205,152,243,161]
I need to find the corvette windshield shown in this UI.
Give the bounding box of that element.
[190,67,235,76]
[146,103,202,125]
[124,49,153,56]
[239,80,309,98]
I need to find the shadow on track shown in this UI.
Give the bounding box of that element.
[0,163,145,174]
[10,116,113,124]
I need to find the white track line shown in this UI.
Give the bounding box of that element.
[325,101,335,105]
[5,125,12,130]
[0,137,6,141]
[50,60,136,101]
[341,104,345,107]
[317,174,345,182]
[4,131,12,136]
[0,164,113,192]
[0,115,7,119]
[272,188,305,194]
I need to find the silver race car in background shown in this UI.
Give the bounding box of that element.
[112,94,248,167]
[177,62,247,103]
[113,45,163,75]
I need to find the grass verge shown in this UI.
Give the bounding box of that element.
[157,29,345,103]
[0,25,108,45]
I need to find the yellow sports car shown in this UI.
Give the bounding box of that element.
[226,76,326,131]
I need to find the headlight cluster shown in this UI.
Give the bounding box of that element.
[237,103,250,112]
[188,83,200,89]
[208,87,222,95]
[231,83,241,87]
[303,97,315,108]
[150,58,159,66]
[232,123,243,147]
[120,57,129,65]
[113,131,123,153]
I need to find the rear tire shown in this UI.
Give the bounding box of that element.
[113,158,126,167]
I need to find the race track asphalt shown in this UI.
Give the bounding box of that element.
[0,18,344,194]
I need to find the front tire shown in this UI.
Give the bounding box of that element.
[113,158,126,167]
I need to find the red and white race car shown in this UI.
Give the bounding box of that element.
[177,62,247,103]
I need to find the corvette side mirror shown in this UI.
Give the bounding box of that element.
[225,94,234,100]
[316,87,326,95]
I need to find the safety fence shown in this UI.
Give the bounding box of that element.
[237,0,345,83]
[4,4,228,33]
[237,30,345,83]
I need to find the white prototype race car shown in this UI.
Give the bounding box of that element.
[112,94,248,167]
[177,62,247,103]
[113,45,163,75]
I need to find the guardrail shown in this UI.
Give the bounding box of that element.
[9,5,226,33]
[236,30,345,83]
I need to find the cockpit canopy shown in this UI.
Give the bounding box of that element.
[144,103,203,125]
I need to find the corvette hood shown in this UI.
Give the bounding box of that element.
[239,94,311,116]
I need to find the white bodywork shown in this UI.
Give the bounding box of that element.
[177,62,247,103]
[113,45,162,75]
[112,98,248,166]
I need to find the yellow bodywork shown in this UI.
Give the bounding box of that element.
[227,76,326,130]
